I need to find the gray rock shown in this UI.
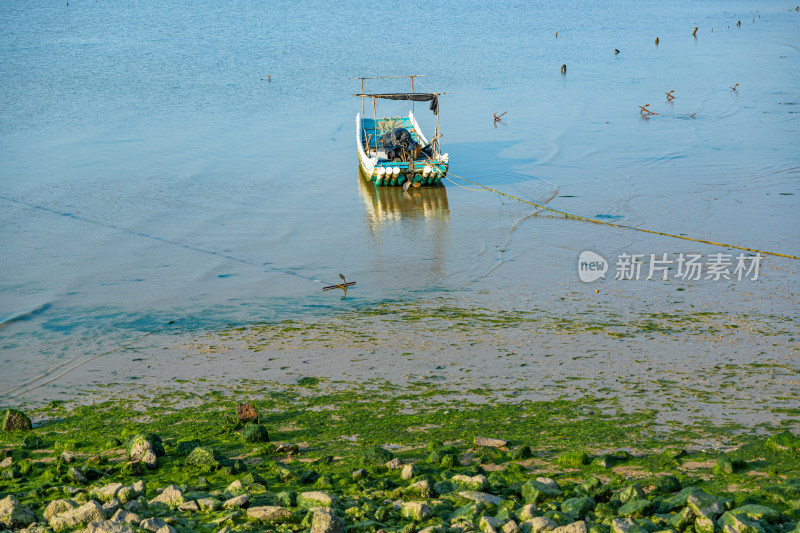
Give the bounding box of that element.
[385,457,403,470]
[155,526,177,533]
[401,463,419,480]
[401,501,433,522]
[0,495,36,529]
[274,442,299,455]
[480,515,505,533]
[128,439,152,463]
[451,474,489,491]
[68,466,88,484]
[149,485,185,507]
[552,521,588,533]
[115,487,134,504]
[310,509,345,533]
[178,500,200,512]
[503,521,521,533]
[60,451,77,463]
[523,517,558,533]
[404,479,433,499]
[222,493,250,509]
[246,506,295,524]
[687,492,726,518]
[536,477,560,490]
[298,491,337,509]
[475,437,508,448]
[110,510,140,525]
[101,498,121,518]
[49,500,104,532]
[122,500,143,513]
[457,490,503,506]
[0,457,13,469]
[139,517,168,532]
[224,480,247,498]
[198,498,222,511]
[611,518,649,533]
[44,499,78,521]
[92,483,124,503]
[132,480,146,495]
[81,519,136,533]
[142,450,157,469]
[518,504,539,521]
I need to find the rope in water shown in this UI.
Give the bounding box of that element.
[445,171,800,260]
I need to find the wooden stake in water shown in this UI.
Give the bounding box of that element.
[322,274,355,297]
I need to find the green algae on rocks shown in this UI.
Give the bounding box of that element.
[0,384,798,532]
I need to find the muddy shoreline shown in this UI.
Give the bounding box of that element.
[4,293,796,435]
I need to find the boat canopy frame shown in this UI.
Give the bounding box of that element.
[351,75,446,157]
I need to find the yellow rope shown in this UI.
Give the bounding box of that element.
[444,175,484,191]
[447,171,800,260]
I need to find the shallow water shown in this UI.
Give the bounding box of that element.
[1,0,798,399]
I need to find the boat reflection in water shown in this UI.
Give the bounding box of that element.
[357,174,450,283]
[358,174,449,227]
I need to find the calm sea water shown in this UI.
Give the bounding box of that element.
[1,0,798,398]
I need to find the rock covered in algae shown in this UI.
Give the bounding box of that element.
[361,444,394,466]
[0,495,36,529]
[2,409,32,432]
[184,446,223,471]
[241,423,270,443]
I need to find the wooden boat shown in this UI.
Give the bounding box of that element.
[353,75,449,188]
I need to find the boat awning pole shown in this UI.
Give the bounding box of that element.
[361,78,366,152]
[411,75,415,115]
[436,103,441,156]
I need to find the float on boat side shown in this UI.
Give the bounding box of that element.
[353,75,449,188]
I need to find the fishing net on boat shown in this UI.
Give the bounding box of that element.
[379,128,419,160]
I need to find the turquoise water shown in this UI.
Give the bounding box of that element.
[1,1,798,397]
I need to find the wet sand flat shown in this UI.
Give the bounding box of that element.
[8,293,796,437]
